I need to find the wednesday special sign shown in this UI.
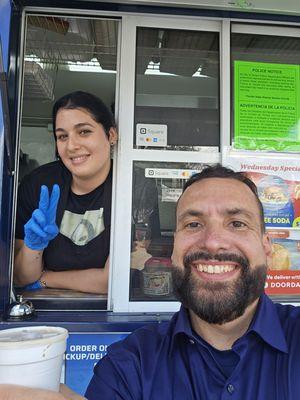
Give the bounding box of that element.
[224,152,300,296]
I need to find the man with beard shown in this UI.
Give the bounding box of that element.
[2,164,300,400]
[84,164,300,399]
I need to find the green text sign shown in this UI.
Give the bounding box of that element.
[234,61,300,151]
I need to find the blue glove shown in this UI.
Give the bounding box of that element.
[24,184,60,250]
[21,280,44,291]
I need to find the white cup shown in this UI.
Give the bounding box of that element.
[0,325,68,391]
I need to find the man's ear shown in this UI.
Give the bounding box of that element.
[263,233,273,269]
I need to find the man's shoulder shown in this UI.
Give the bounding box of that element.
[271,302,300,355]
[275,301,300,318]
[274,301,300,329]
[88,316,177,399]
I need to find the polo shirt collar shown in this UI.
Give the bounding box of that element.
[170,305,194,349]
[247,293,288,353]
[171,294,288,354]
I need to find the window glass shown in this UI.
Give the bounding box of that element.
[15,15,118,306]
[20,15,118,179]
[231,32,300,152]
[134,28,220,151]
[130,161,209,301]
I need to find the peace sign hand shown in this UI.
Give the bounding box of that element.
[24,185,60,250]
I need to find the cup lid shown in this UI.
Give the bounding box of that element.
[0,326,68,348]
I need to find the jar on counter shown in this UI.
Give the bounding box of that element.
[142,257,173,297]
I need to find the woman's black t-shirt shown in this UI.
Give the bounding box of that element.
[16,161,112,271]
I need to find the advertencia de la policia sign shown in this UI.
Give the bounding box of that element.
[234,60,300,152]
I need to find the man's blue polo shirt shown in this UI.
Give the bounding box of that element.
[85,294,300,400]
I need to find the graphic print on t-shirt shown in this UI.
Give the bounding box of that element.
[60,209,105,246]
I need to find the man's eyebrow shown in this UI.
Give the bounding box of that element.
[177,209,203,222]
[225,208,254,219]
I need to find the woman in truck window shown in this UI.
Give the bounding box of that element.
[14,91,117,294]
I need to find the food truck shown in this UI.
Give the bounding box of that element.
[0,0,300,394]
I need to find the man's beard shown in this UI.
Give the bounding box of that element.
[171,252,267,325]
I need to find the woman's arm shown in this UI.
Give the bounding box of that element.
[41,257,110,294]
[14,185,61,286]
[13,239,44,285]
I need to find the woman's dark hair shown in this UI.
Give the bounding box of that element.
[52,91,116,139]
[181,164,265,232]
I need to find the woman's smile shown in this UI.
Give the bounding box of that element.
[70,154,90,165]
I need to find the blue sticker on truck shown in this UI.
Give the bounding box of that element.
[65,332,129,395]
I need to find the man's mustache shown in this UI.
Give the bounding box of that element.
[183,251,249,270]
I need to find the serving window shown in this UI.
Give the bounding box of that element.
[14,13,120,309]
